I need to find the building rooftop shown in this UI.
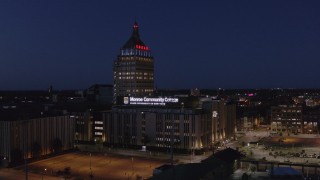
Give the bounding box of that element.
[210,147,242,164]
[270,167,304,180]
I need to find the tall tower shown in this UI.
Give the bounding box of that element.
[113,22,154,101]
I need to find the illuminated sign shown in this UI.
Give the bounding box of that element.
[212,111,218,118]
[124,97,179,106]
[135,45,150,51]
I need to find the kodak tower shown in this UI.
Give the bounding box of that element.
[113,22,154,101]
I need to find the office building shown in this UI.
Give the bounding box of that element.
[270,105,303,134]
[113,22,154,101]
[99,97,236,152]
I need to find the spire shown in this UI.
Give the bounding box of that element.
[131,21,140,39]
[133,21,139,29]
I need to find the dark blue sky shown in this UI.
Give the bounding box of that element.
[1,1,320,90]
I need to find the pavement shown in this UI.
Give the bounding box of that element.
[0,168,58,180]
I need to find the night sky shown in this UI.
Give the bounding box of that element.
[1,1,320,90]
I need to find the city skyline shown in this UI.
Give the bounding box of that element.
[1,1,320,90]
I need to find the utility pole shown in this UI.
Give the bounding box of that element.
[23,120,29,180]
[131,157,134,175]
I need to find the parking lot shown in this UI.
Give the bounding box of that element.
[12,151,166,180]
[237,131,320,164]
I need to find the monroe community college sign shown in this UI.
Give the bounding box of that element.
[124,97,179,106]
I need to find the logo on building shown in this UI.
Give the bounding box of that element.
[124,97,129,104]
[212,111,218,118]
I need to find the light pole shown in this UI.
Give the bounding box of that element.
[42,168,47,180]
[131,157,134,175]
[90,153,92,171]
[89,153,93,179]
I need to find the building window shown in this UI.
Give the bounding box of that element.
[95,132,102,135]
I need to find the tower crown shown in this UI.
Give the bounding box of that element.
[122,22,150,51]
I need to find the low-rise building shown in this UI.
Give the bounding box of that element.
[0,103,75,165]
[100,96,236,152]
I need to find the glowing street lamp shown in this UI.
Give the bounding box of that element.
[42,168,47,180]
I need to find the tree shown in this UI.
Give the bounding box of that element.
[57,167,72,179]
[242,173,249,180]
[249,164,257,174]
[63,167,71,179]
[241,141,246,147]
[249,150,253,157]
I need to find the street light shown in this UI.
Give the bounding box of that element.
[41,168,47,180]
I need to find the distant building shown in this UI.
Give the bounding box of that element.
[302,107,320,134]
[74,111,94,142]
[113,22,154,101]
[270,105,320,134]
[238,115,263,131]
[270,105,303,134]
[85,84,113,105]
[202,98,236,143]
[190,88,200,96]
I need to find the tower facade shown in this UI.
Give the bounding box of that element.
[113,22,154,101]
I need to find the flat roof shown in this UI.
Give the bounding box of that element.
[272,167,302,176]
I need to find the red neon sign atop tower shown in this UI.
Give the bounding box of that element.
[135,44,149,51]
